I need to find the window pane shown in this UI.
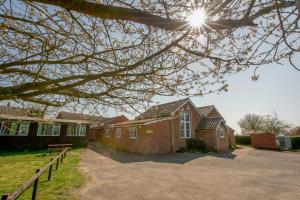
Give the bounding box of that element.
[185,113,190,121]
[19,122,29,136]
[68,124,76,136]
[180,113,184,121]
[52,124,61,136]
[10,122,19,135]
[180,129,185,137]
[80,125,86,136]
[180,122,185,129]
[186,123,190,129]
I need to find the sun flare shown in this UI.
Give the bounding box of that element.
[187,9,207,28]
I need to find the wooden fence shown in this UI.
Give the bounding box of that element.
[1,148,71,200]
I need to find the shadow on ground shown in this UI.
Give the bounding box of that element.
[88,142,236,164]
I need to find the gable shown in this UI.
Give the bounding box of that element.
[206,108,222,118]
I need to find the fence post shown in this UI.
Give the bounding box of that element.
[56,157,59,170]
[32,169,40,200]
[48,159,53,181]
[60,153,63,163]
[1,194,8,200]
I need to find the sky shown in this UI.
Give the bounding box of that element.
[140,61,300,133]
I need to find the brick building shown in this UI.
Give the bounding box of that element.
[57,111,128,141]
[101,98,235,154]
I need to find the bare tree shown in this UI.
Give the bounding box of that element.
[238,114,264,132]
[0,0,299,113]
[263,113,291,135]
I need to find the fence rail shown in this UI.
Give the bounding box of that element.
[1,147,70,200]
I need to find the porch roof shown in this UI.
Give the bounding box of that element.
[196,117,224,130]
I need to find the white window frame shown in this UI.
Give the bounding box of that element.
[18,121,30,136]
[67,124,86,136]
[37,123,61,136]
[180,112,191,138]
[129,127,137,139]
[52,124,61,136]
[105,128,110,137]
[115,127,121,138]
[218,128,225,138]
[0,121,30,136]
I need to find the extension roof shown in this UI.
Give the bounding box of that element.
[57,111,128,128]
[57,111,107,121]
[136,98,189,119]
[196,117,224,130]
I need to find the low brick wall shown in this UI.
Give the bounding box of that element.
[250,133,278,150]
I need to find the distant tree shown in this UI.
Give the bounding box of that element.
[262,113,291,135]
[238,114,264,132]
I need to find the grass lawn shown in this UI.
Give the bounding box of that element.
[0,149,85,200]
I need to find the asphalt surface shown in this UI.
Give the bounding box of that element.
[78,143,300,200]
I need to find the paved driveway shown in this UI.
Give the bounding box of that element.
[78,143,300,200]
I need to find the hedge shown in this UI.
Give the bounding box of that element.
[291,136,300,150]
[186,137,207,153]
[235,135,251,145]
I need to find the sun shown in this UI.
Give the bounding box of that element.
[187,9,207,28]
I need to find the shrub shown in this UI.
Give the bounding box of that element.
[291,136,300,150]
[186,137,207,153]
[235,135,251,145]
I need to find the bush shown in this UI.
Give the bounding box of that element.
[186,137,207,153]
[291,136,300,150]
[235,135,251,145]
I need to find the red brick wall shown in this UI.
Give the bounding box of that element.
[228,131,235,147]
[217,123,230,152]
[172,101,202,152]
[101,119,172,154]
[250,133,278,150]
[100,101,203,154]
[196,123,233,152]
[87,128,101,141]
[195,130,216,150]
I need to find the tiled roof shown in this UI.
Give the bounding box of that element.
[0,114,89,124]
[91,115,129,128]
[58,111,129,128]
[196,117,224,130]
[57,111,107,121]
[0,105,42,117]
[111,116,172,127]
[197,105,215,117]
[136,98,189,119]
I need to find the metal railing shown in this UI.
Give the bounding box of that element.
[1,147,71,200]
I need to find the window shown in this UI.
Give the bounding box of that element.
[52,124,61,136]
[218,128,225,138]
[0,121,30,136]
[180,112,191,138]
[67,124,86,136]
[129,127,137,139]
[18,122,30,136]
[37,123,61,136]
[115,128,121,138]
[104,129,110,137]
